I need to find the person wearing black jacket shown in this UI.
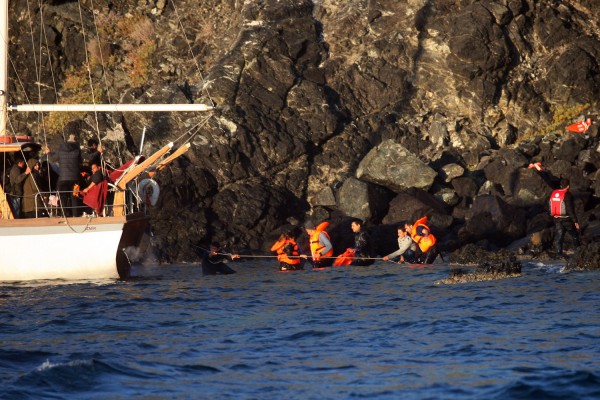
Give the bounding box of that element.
[549,178,581,256]
[201,242,239,275]
[350,218,375,266]
[57,134,82,217]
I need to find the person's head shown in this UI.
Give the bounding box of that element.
[27,158,39,170]
[560,178,570,190]
[350,218,363,233]
[210,241,221,252]
[304,220,315,233]
[404,223,412,233]
[91,163,100,174]
[87,138,99,150]
[16,159,26,168]
[397,226,407,237]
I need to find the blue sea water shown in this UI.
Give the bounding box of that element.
[1,261,599,399]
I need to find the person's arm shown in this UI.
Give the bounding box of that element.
[318,233,333,256]
[564,192,579,227]
[384,237,412,260]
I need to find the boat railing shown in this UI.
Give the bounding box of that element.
[1,185,146,220]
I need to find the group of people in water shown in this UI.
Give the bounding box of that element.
[4,134,106,218]
[201,216,439,275]
[202,173,582,275]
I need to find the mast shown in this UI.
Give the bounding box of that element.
[0,0,8,137]
[0,0,213,127]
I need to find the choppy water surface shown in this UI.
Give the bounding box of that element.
[1,261,599,399]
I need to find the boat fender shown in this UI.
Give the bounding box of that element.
[138,179,160,206]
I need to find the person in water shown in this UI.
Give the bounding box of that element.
[383,224,416,263]
[549,178,580,256]
[349,218,375,266]
[406,216,438,264]
[300,220,334,268]
[271,231,304,271]
[201,241,240,275]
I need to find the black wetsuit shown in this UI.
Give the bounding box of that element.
[351,229,375,266]
[201,252,237,275]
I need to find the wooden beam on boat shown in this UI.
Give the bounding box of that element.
[116,143,173,190]
[111,143,173,216]
[155,143,191,171]
[9,104,214,112]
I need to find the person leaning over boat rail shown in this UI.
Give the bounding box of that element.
[8,158,30,218]
[201,242,240,275]
[300,220,334,268]
[383,224,417,263]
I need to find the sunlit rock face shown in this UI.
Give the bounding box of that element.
[8,0,600,260]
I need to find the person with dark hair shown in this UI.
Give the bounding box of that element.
[8,158,30,218]
[349,218,375,266]
[201,242,239,275]
[383,225,417,263]
[82,137,102,175]
[406,216,438,264]
[56,134,82,217]
[271,231,304,271]
[301,220,334,268]
[549,178,581,256]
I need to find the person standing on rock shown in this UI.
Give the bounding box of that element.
[383,224,417,263]
[549,178,581,256]
[301,220,334,269]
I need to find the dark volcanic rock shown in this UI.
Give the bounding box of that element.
[566,243,600,271]
[440,245,522,284]
[7,0,600,262]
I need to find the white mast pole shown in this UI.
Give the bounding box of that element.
[0,0,8,137]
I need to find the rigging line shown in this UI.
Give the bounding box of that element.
[76,0,103,144]
[170,0,215,108]
[25,0,41,107]
[38,1,55,185]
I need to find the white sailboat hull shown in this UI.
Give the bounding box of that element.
[0,216,145,281]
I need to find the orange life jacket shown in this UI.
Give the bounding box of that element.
[550,188,568,218]
[410,216,437,253]
[310,221,333,261]
[271,238,301,265]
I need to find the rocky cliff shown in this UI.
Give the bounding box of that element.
[7,0,600,261]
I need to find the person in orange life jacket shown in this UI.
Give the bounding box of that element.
[300,220,334,268]
[549,178,580,256]
[383,225,416,263]
[201,241,240,275]
[349,218,375,266]
[271,231,304,271]
[405,216,438,264]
